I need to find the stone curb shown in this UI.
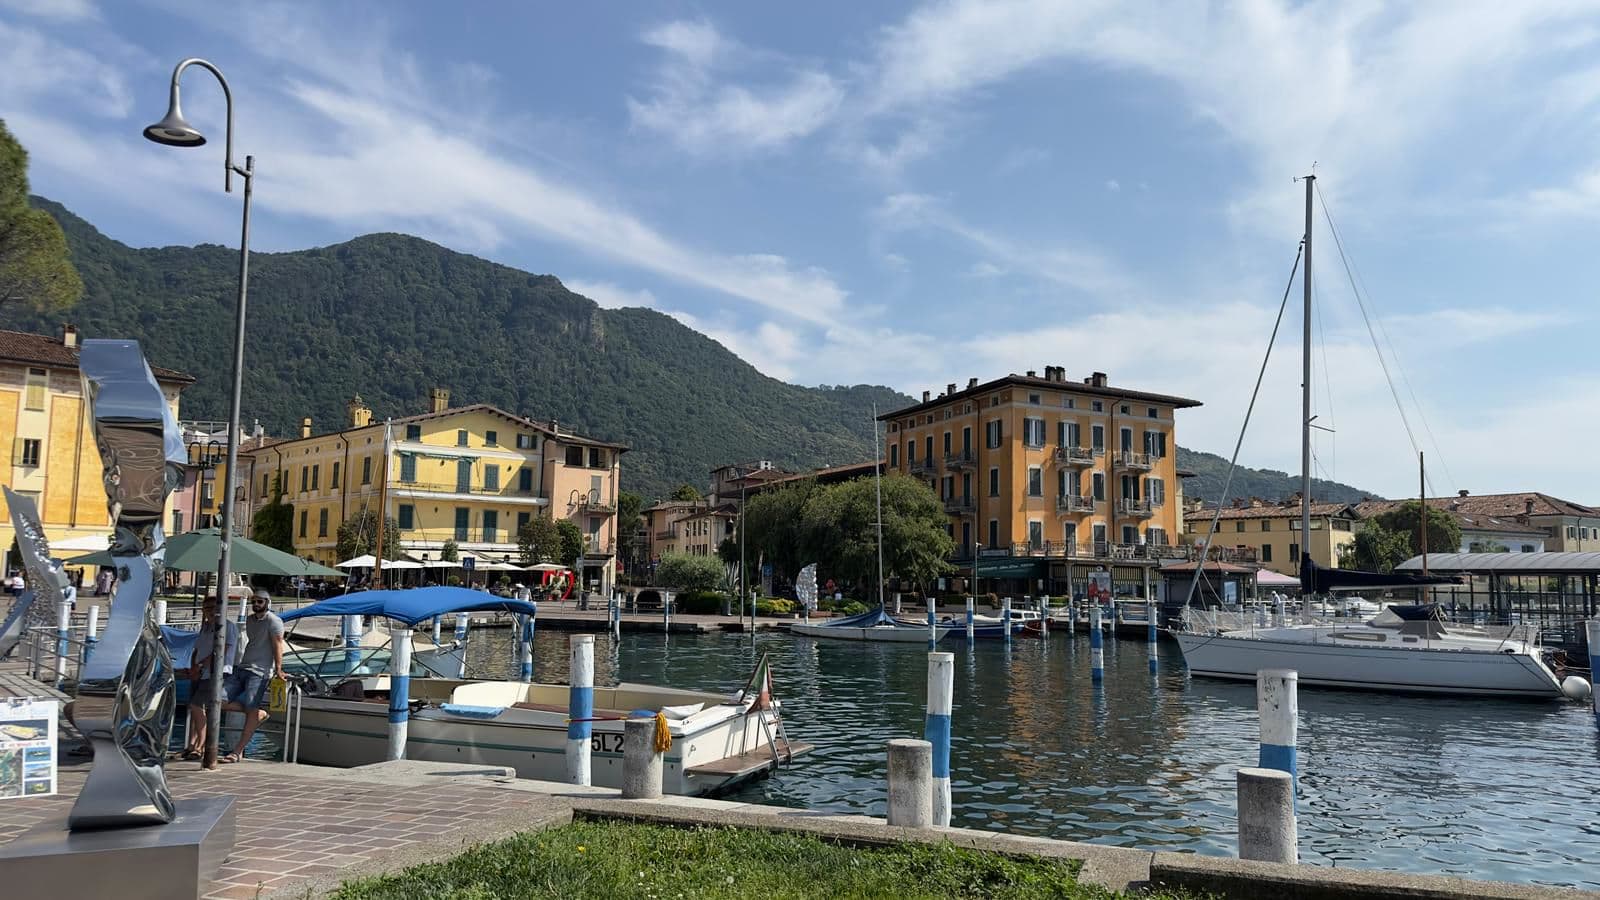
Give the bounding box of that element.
[1149,851,1600,900]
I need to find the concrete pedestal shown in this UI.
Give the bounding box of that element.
[621,717,664,799]
[0,795,236,900]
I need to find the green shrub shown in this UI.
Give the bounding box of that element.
[829,600,868,616]
[754,597,795,616]
[674,590,727,614]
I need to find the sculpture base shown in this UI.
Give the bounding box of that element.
[0,795,235,900]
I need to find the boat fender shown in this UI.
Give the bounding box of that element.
[1560,676,1592,701]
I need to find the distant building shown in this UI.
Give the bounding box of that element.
[643,499,705,561]
[1355,492,1569,554]
[0,325,193,575]
[1184,497,1358,577]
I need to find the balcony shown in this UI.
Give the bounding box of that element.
[1117,498,1154,517]
[654,529,677,541]
[395,479,539,499]
[943,495,974,514]
[583,537,615,558]
[1056,494,1095,513]
[1055,446,1095,466]
[944,450,976,470]
[908,458,937,475]
[1115,451,1153,470]
[579,497,616,516]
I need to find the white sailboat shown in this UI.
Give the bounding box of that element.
[1173,176,1577,700]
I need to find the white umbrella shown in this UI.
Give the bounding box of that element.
[337,554,378,569]
[526,563,567,572]
[52,533,114,552]
[422,558,459,569]
[382,559,424,570]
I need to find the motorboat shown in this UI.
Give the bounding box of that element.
[279,588,809,795]
[790,606,954,643]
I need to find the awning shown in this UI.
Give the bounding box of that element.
[279,587,538,626]
[971,560,1045,578]
[67,529,345,577]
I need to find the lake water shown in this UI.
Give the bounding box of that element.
[433,626,1600,887]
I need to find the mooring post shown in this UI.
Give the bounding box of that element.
[894,592,902,616]
[886,738,934,828]
[55,594,71,688]
[1257,669,1298,787]
[926,651,953,827]
[662,591,672,633]
[1001,596,1012,646]
[621,717,664,799]
[154,598,168,626]
[431,615,442,645]
[1237,767,1297,863]
[1067,596,1076,635]
[386,622,413,761]
[567,634,595,785]
[519,614,534,682]
[1040,594,1050,635]
[1089,603,1104,684]
[342,614,362,675]
[964,596,975,644]
[84,605,99,664]
[454,612,470,677]
[927,598,937,650]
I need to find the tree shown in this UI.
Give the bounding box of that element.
[517,516,560,565]
[557,520,585,568]
[1373,502,1462,558]
[337,508,403,562]
[0,121,82,313]
[655,553,725,593]
[615,490,643,568]
[251,474,294,554]
[439,539,459,562]
[1340,521,1413,573]
[740,479,821,586]
[669,483,702,501]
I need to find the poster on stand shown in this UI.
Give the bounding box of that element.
[0,696,57,799]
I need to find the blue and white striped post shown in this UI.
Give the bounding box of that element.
[1067,597,1076,635]
[662,591,672,633]
[1148,598,1160,674]
[567,634,595,785]
[454,612,470,677]
[926,599,937,650]
[1089,604,1104,684]
[1257,669,1298,788]
[1001,597,1012,647]
[964,597,975,644]
[925,651,954,827]
[1586,620,1600,723]
[343,614,362,674]
[386,622,413,761]
[154,598,167,626]
[55,595,71,687]
[518,614,534,682]
[431,616,442,646]
[611,592,622,639]
[84,605,99,664]
[1040,595,1051,636]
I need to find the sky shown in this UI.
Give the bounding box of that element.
[3,0,1600,502]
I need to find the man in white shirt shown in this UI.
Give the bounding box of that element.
[179,598,238,760]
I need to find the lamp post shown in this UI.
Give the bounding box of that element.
[144,58,253,770]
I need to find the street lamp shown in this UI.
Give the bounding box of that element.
[145,58,254,770]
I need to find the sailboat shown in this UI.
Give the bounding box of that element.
[788,406,953,644]
[1172,176,1575,700]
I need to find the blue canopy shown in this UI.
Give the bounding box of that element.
[278,587,539,626]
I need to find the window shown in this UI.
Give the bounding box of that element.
[565,446,584,466]
[1092,523,1107,547]
[1331,519,1351,531]
[1146,478,1165,505]
[925,436,934,465]
[1262,544,1273,562]
[262,474,269,496]
[332,461,341,489]
[1092,472,1105,501]
[961,472,972,500]
[1148,407,1158,418]
[485,430,498,447]
[961,427,971,454]
[519,468,533,492]
[1023,417,1045,447]
[24,368,46,410]
[1289,543,1300,562]
[16,438,41,468]
[361,456,373,485]
[299,466,308,493]
[484,465,500,491]
[988,467,1000,497]
[318,508,329,537]
[1522,544,1536,553]
[398,504,415,529]
[1567,526,1577,538]
[942,432,952,456]
[986,420,1002,448]
[906,441,916,463]
[1091,400,1103,413]
[454,508,470,541]
[1148,527,1167,546]
[456,459,472,492]
[517,511,531,532]
[1064,398,1076,409]
[1235,521,1245,532]
[1261,519,1271,532]
[311,464,320,491]
[1027,466,1042,497]
[942,475,954,499]
[961,522,971,552]
[1120,427,1133,453]
[1120,404,1130,414]
[483,510,499,544]
[399,454,416,482]
[1028,393,1040,405]
[890,444,899,468]
[1122,525,1137,544]
[172,510,183,533]
[589,448,604,468]
[405,424,422,441]
[1063,522,1078,548]
[456,429,469,447]
[298,509,308,538]
[516,433,537,449]
[1028,521,1043,548]
[1144,430,1168,458]
[1091,424,1105,451]
[988,519,999,548]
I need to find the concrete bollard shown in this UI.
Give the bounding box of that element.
[519,614,534,682]
[84,605,99,664]
[567,634,595,785]
[154,598,168,626]
[1001,597,1012,646]
[886,738,934,828]
[965,597,975,644]
[1089,604,1105,684]
[387,622,413,761]
[1237,767,1297,863]
[55,596,71,687]
[925,652,953,827]
[621,717,664,799]
[343,614,362,674]
[1257,669,1298,785]
[454,613,470,677]
[894,592,902,616]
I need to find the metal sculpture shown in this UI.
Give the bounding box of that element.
[1,493,70,660]
[64,339,186,829]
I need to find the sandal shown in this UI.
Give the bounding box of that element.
[220,753,241,764]
[180,749,202,760]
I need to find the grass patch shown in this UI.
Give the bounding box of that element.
[330,820,1186,899]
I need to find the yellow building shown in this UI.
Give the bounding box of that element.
[1183,498,1358,577]
[235,390,627,595]
[0,325,193,574]
[881,367,1201,597]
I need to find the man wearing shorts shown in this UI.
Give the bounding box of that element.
[180,598,237,760]
[221,589,284,763]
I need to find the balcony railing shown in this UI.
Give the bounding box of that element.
[1117,498,1154,517]
[908,458,936,475]
[943,495,974,514]
[1054,446,1095,466]
[1056,494,1095,513]
[944,451,976,470]
[583,537,615,557]
[579,497,616,515]
[654,529,677,541]
[1115,451,1153,470]
[394,479,539,498]
[991,541,1185,561]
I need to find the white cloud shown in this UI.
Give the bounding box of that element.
[1521,167,1600,218]
[1105,179,1120,192]
[564,279,659,310]
[0,0,98,21]
[628,19,843,155]
[0,19,129,117]
[968,261,1005,278]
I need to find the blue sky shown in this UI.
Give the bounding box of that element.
[3,0,1599,501]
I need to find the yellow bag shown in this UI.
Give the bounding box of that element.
[267,676,289,714]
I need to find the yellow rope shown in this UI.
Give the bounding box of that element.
[653,711,672,753]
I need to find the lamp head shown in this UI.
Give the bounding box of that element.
[143,90,205,147]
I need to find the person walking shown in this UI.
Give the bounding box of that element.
[220,589,285,763]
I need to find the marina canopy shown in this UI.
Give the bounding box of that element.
[1254,569,1300,587]
[279,587,538,626]
[1396,552,1600,573]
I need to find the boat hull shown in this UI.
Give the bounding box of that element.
[789,622,954,643]
[1173,632,1563,698]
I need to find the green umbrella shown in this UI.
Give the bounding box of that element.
[64,528,344,578]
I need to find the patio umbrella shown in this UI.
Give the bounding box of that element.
[66,528,345,578]
[337,554,378,569]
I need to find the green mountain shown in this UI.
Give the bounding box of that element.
[7,198,1383,506]
[1176,446,1378,506]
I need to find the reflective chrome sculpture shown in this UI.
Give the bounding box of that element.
[1,491,70,659]
[65,339,186,829]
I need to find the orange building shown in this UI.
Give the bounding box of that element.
[880,367,1201,598]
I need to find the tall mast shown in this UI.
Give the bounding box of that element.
[1301,174,1314,574]
[873,404,885,611]
[1419,451,1429,577]
[372,418,391,588]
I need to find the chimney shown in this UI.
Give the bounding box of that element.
[549,418,560,434]
[1233,498,1248,509]
[428,387,450,413]
[61,323,78,349]
[967,377,978,389]
[1252,496,1267,508]
[1458,489,1469,497]
[946,382,956,395]
[300,417,313,439]
[1525,498,1535,516]
[922,390,931,402]
[347,395,372,428]
[1026,370,1036,378]
[1090,371,1108,387]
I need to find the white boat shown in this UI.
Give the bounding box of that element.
[791,606,954,643]
[1175,605,1566,697]
[281,588,809,795]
